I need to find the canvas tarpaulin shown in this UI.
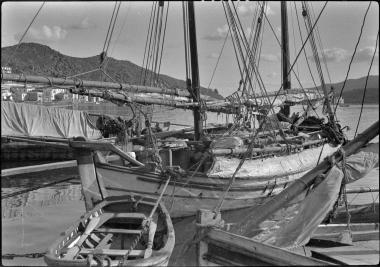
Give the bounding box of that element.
[1,101,102,139]
[227,145,379,249]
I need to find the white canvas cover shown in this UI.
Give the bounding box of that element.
[207,143,339,178]
[344,142,379,183]
[1,101,102,139]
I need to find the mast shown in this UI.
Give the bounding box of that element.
[281,1,291,117]
[187,1,203,141]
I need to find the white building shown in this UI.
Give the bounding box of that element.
[1,66,12,74]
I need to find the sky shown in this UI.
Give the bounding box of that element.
[2,1,379,96]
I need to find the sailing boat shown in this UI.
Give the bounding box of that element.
[2,2,349,218]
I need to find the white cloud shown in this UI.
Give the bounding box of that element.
[67,17,96,30]
[203,24,229,41]
[207,53,219,59]
[261,54,280,62]
[309,48,348,63]
[264,5,275,16]
[237,3,274,17]
[267,72,277,78]
[237,5,253,17]
[354,46,379,62]
[16,25,68,43]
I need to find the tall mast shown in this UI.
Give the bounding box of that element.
[281,1,291,117]
[187,1,203,141]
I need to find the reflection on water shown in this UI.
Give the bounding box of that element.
[2,184,83,220]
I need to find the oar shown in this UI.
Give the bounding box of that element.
[64,216,100,259]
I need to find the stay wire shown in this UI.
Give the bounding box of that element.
[4,2,45,68]
[102,2,118,53]
[334,1,372,115]
[156,2,170,85]
[354,31,378,138]
[140,2,156,84]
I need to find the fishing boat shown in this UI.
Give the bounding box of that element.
[44,194,175,267]
[1,1,365,219]
[194,120,379,266]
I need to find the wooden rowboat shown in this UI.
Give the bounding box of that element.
[44,195,175,267]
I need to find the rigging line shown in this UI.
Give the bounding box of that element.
[182,2,189,82]
[294,1,320,96]
[309,2,332,84]
[102,2,122,69]
[290,2,300,79]
[102,2,118,53]
[268,1,328,112]
[231,2,281,117]
[256,1,320,116]
[207,25,230,89]
[228,3,286,142]
[4,2,45,68]
[242,2,264,95]
[152,3,164,83]
[143,2,158,85]
[354,31,378,138]
[108,2,131,67]
[156,2,170,84]
[302,2,327,96]
[222,2,244,89]
[148,3,162,86]
[140,2,156,84]
[333,1,372,115]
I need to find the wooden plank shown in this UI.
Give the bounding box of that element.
[95,234,113,249]
[94,228,142,235]
[311,245,379,265]
[314,223,379,234]
[79,248,144,257]
[1,160,77,176]
[312,230,379,242]
[206,229,330,265]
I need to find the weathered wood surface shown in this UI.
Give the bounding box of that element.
[205,228,330,265]
[1,160,77,177]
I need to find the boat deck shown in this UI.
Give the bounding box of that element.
[308,240,379,265]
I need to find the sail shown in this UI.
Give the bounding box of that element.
[1,101,102,139]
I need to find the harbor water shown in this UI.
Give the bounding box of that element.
[1,104,379,266]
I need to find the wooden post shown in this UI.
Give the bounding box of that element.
[75,148,107,211]
[196,209,224,266]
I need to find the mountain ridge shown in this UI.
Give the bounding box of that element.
[1,42,224,100]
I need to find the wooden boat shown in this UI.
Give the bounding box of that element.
[194,120,379,266]
[0,2,358,220]
[44,195,175,267]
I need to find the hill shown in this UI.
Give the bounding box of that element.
[305,76,379,104]
[1,42,224,100]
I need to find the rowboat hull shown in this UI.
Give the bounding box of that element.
[97,143,339,218]
[44,195,175,267]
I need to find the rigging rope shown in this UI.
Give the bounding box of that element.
[333,1,372,116]
[214,1,329,214]
[354,31,379,138]
[4,2,45,68]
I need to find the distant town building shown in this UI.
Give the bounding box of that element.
[1,66,12,74]
[1,88,12,100]
[26,91,43,102]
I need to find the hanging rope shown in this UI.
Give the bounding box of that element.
[354,32,379,138]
